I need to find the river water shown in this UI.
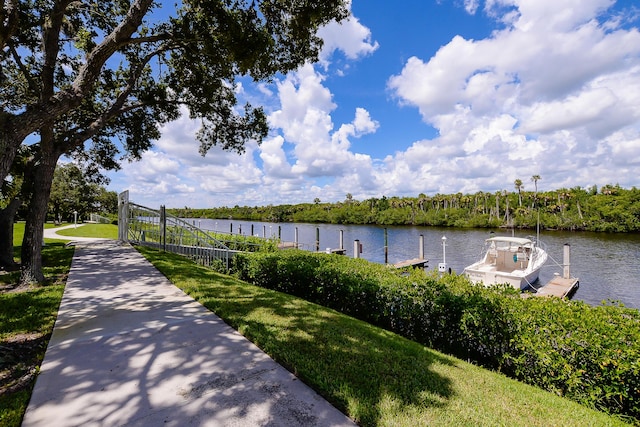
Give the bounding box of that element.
[191,218,640,309]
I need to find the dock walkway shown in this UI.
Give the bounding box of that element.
[392,258,428,269]
[535,276,580,298]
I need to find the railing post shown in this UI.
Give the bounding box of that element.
[160,205,166,252]
[118,190,129,242]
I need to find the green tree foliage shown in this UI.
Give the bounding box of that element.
[1,0,349,283]
[48,163,116,223]
[173,184,640,233]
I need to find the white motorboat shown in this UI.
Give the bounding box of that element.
[463,236,548,289]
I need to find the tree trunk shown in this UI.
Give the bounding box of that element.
[0,122,24,185]
[20,149,59,285]
[0,196,21,270]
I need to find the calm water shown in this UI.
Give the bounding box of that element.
[193,219,640,309]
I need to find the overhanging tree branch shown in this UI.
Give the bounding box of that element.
[0,0,19,49]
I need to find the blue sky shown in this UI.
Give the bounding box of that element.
[108,0,640,208]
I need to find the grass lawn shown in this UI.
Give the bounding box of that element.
[138,247,630,427]
[53,222,118,239]
[0,223,72,426]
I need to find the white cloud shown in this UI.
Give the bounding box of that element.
[268,64,377,179]
[385,0,640,195]
[317,1,379,66]
[464,0,480,15]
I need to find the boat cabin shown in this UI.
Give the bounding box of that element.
[484,237,533,273]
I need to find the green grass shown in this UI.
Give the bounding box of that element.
[54,223,118,239]
[138,247,629,427]
[1,224,72,427]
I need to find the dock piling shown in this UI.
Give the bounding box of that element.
[384,228,388,264]
[563,243,571,279]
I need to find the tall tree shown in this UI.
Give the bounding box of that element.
[514,178,523,207]
[531,174,541,208]
[2,0,349,284]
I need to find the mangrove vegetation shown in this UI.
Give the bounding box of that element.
[169,183,640,233]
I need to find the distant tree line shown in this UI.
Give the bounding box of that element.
[170,182,640,233]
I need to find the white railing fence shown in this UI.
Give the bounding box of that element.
[117,190,233,270]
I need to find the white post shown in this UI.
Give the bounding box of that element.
[353,239,360,259]
[294,227,299,248]
[419,234,425,260]
[438,236,448,273]
[563,244,571,279]
[73,210,77,228]
[339,229,344,250]
[442,236,447,264]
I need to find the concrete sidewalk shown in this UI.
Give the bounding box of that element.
[42,223,110,243]
[22,240,355,427]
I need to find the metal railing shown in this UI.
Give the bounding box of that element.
[118,191,234,270]
[89,213,112,224]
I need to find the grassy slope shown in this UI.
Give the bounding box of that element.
[139,247,628,427]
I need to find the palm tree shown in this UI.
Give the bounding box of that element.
[514,179,523,207]
[531,175,541,209]
[531,175,541,194]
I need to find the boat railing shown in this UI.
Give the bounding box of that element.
[525,236,546,264]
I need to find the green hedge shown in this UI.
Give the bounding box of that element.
[229,250,640,422]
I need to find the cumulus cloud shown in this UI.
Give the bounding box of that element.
[317,0,379,65]
[385,0,640,195]
[268,64,377,179]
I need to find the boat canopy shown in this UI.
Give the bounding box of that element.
[485,236,533,245]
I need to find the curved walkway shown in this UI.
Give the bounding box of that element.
[23,239,354,426]
[42,223,110,243]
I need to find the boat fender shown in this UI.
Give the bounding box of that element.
[513,254,518,263]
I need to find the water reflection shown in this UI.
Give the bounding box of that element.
[195,219,640,309]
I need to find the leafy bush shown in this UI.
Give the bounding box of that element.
[504,298,640,420]
[230,250,640,422]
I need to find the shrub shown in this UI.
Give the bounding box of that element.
[230,250,640,422]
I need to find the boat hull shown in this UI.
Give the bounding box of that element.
[464,264,542,289]
[463,236,548,290]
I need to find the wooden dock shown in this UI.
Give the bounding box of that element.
[392,258,428,269]
[277,241,298,249]
[534,276,579,298]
